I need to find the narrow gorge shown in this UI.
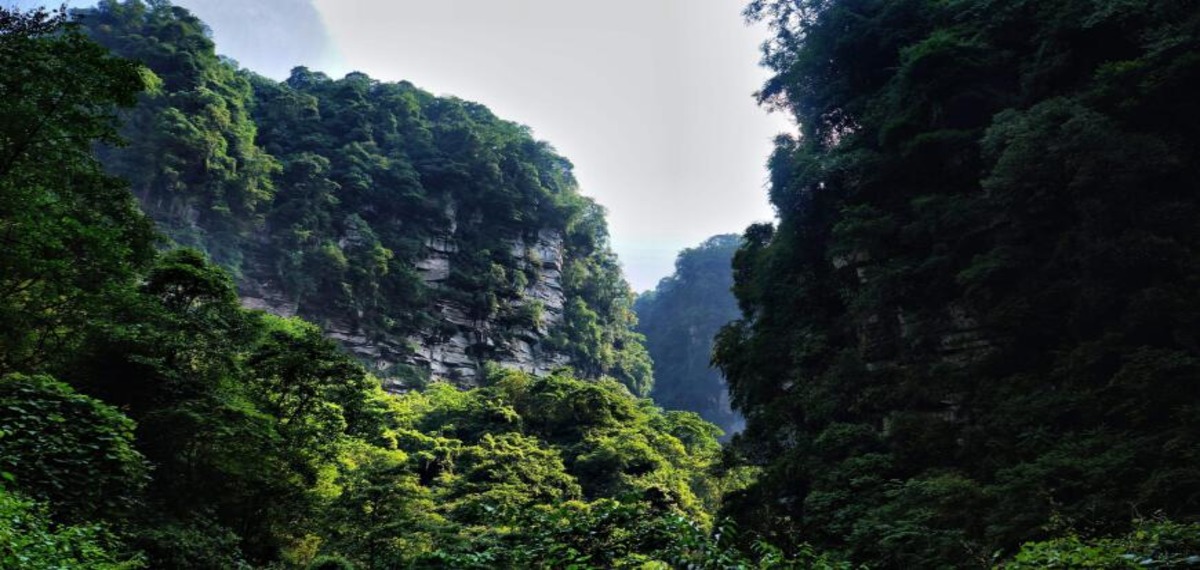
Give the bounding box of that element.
[4,0,1200,568]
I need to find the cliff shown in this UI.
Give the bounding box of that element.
[240,227,572,389]
[713,0,1200,566]
[78,2,653,394]
[634,235,744,436]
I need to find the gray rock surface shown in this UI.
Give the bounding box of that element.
[399,229,572,387]
[237,222,574,392]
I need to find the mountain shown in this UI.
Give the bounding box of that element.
[0,4,780,567]
[635,234,744,437]
[7,0,1200,567]
[75,0,652,395]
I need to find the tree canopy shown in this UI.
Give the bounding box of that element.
[5,0,1200,568]
[0,4,798,568]
[717,0,1200,567]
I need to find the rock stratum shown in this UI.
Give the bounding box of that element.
[241,226,573,389]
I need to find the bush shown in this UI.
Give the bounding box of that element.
[308,554,356,570]
[1004,520,1200,569]
[0,373,147,522]
[0,486,143,570]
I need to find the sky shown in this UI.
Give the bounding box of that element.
[18,0,792,291]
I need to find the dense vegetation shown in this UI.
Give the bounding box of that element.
[5,0,1200,568]
[0,4,779,568]
[716,0,1200,567]
[73,0,651,394]
[635,234,744,437]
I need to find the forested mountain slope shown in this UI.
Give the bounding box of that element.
[715,0,1200,567]
[635,234,744,437]
[74,0,651,394]
[6,0,1200,568]
[0,5,798,567]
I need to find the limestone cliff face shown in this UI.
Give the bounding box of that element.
[237,223,574,391]
[80,11,652,394]
[401,228,571,388]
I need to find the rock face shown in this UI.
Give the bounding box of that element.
[75,16,652,395]
[833,249,992,369]
[237,226,574,391]
[405,229,571,387]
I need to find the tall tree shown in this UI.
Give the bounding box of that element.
[0,5,155,375]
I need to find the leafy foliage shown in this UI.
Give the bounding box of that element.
[73,0,652,394]
[0,373,147,523]
[0,486,143,570]
[0,4,155,374]
[15,0,1199,567]
[310,368,750,567]
[717,0,1200,567]
[79,0,278,269]
[419,497,857,569]
[1005,519,1200,569]
[0,3,837,568]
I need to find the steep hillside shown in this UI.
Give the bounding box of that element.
[8,1,1200,568]
[715,0,1200,567]
[635,235,744,437]
[75,0,652,394]
[0,6,790,567]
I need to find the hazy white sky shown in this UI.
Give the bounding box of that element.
[30,0,792,291]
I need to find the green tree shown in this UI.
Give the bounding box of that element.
[0,486,143,570]
[66,250,369,564]
[298,368,736,567]
[717,0,1200,566]
[77,0,279,270]
[0,373,147,523]
[1004,519,1200,569]
[0,4,155,375]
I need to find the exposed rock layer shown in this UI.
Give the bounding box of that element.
[238,226,573,391]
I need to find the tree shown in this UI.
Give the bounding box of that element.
[77,0,279,270]
[0,4,155,374]
[718,0,1200,566]
[0,373,147,523]
[0,486,143,570]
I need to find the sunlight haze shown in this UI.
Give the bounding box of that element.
[18,0,792,290]
[309,0,791,291]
